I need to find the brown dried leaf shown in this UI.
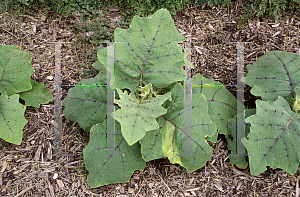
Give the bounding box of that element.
[214,183,224,192]
[0,161,8,173]
[56,179,65,190]
[34,145,42,161]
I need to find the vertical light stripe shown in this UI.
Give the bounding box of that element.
[107,43,115,155]
[183,41,193,156]
[236,42,246,156]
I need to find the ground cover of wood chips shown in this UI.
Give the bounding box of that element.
[0,1,300,196]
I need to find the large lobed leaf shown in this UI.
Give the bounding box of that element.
[19,80,53,108]
[243,96,300,175]
[0,93,27,145]
[245,51,300,102]
[83,120,146,188]
[96,8,185,92]
[0,45,34,96]
[113,84,171,145]
[62,72,114,132]
[192,73,242,140]
[140,83,217,172]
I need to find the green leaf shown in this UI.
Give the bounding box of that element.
[92,59,107,74]
[192,73,242,140]
[243,96,300,175]
[92,60,120,100]
[291,86,300,113]
[0,45,34,96]
[207,0,214,8]
[112,84,171,145]
[140,83,217,172]
[0,93,27,145]
[160,121,179,163]
[245,51,300,102]
[227,108,256,169]
[83,120,146,188]
[97,8,185,92]
[137,83,152,99]
[19,80,53,108]
[62,73,111,132]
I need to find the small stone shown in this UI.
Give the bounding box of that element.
[47,76,54,80]
[41,15,46,21]
[128,188,134,193]
[53,173,58,179]
[32,25,36,34]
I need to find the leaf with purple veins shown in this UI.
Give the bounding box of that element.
[245,51,300,102]
[96,9,186,92]
[243,96,300,176]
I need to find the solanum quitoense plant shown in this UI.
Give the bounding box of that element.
[62,8,300,187]
[0,45,53,145]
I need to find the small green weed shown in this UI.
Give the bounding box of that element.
[71,10,113,46]
[71,10,128,46]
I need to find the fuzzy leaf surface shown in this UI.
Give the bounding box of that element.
[19,80,53,107]
[140,83,217,172]
[0,45,34,96]
[192,73,241,139]
[245,51,300,102]
[62,73,114,132]
[112,86,171,145]
[83,120,146,188]
[243,96,300,175]
[97,8,185,92]
[0,93,27,145]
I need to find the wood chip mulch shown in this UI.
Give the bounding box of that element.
[0,1,300,196]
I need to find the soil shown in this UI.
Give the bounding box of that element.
[0,1,300,196]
